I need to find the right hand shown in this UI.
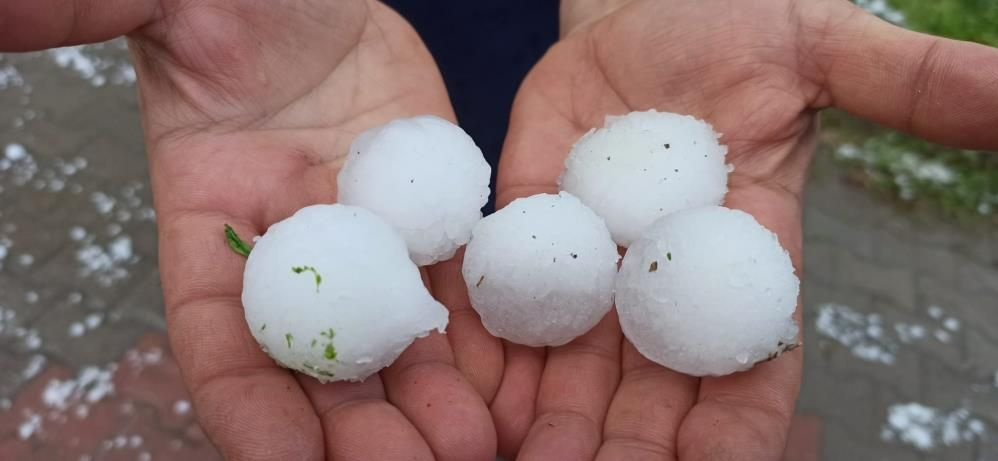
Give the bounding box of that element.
[492,0,998,459]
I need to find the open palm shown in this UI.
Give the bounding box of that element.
[2,1,498,460]
[492,0,998,459]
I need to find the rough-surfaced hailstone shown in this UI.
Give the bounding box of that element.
[559,110,730,247]
[242,204,449,382]
[462,192,619,347]
[337,115,491,266]
[615,206,799,376]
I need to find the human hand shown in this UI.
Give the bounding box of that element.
[1,1,500,460]
[492,0,998,459]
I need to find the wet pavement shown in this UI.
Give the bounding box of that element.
[801,152,998,460]
[0,41,996,461]
[0,41,219,460]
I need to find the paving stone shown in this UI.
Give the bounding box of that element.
[34,304,149,367]
[0,349,47,398]
[72,132,147,183]
[957,260,998,296]
[919,357,979,409]
[0,333,220,460]
[7,69,98,124]
[12,117,100,161]
[799,363,881,438]
[871,228,920,270]
[27,232,153,315]
[804,206,877,258]
[963,328,998,378]
[802,276,876,315]
[837,249,917,309]
[978,438,998,461]
[802,240,839,286]
[911,244,974,289]
[821,415,919,461]
[114,271,165,331]
[879,302,965,370]
[827,338,923,398]
[918,274,998,343]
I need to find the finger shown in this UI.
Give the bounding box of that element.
[496,78,618,207]
[677,351,802,460]
[159,215,323,461]
[595,341,698,461]
[559,0,633,36]
[488,180,567,459]
[516,312,622,461]
[427,251,505,402]
[380,329,497,461]
[806,0,998,148]
[0,0,159,51]
[493,91,583,457]
[495,40,626,459]
[677,189,804,460]
[490,343,545,459]
[296,374,436,461]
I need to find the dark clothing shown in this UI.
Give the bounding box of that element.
[381,1,559,213]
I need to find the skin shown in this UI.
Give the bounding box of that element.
[490,1,998,460]
[0,1,500,460]
[1,0,996,460]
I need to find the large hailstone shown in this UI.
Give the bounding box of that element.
[615,206,799,376]
[559,110,730,247]
[337,115,491,266]
[242,204,449,382]
[462,192,619,347]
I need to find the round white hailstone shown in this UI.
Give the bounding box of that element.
[615,206,799,376]
[337,115,491,266]
[242,204,449,382]
[559,110,730,247]
[462,192,619,347]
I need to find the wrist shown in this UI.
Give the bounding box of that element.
[559,0,634,35]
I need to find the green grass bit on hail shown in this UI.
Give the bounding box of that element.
[292,265,322,292]
[224,224,253,257]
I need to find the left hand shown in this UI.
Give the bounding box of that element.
[492,0,998,459]
[1,1,500,460]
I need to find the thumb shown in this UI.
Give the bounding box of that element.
[805,0,998,149]
[0,0,160,51]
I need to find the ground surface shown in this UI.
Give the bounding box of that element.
[0,41,996,461]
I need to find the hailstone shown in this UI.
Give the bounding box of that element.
[241,204,449,382]
[462,192,619,347]
[337,115,491,266]
[615,206,799,376]
[559,110,730,247]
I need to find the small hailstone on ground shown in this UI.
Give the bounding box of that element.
[615,206,799,376]
[239,204,449,382]
[559,110,730,247]
[462,192,619,347]
[337,115,491,266]
[5,143,27,161]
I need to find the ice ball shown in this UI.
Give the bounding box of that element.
[337,115,491,266]
[462,192,619,347]
[560,110,729,247]
[242,204,449,382]
[615,206,799,376]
